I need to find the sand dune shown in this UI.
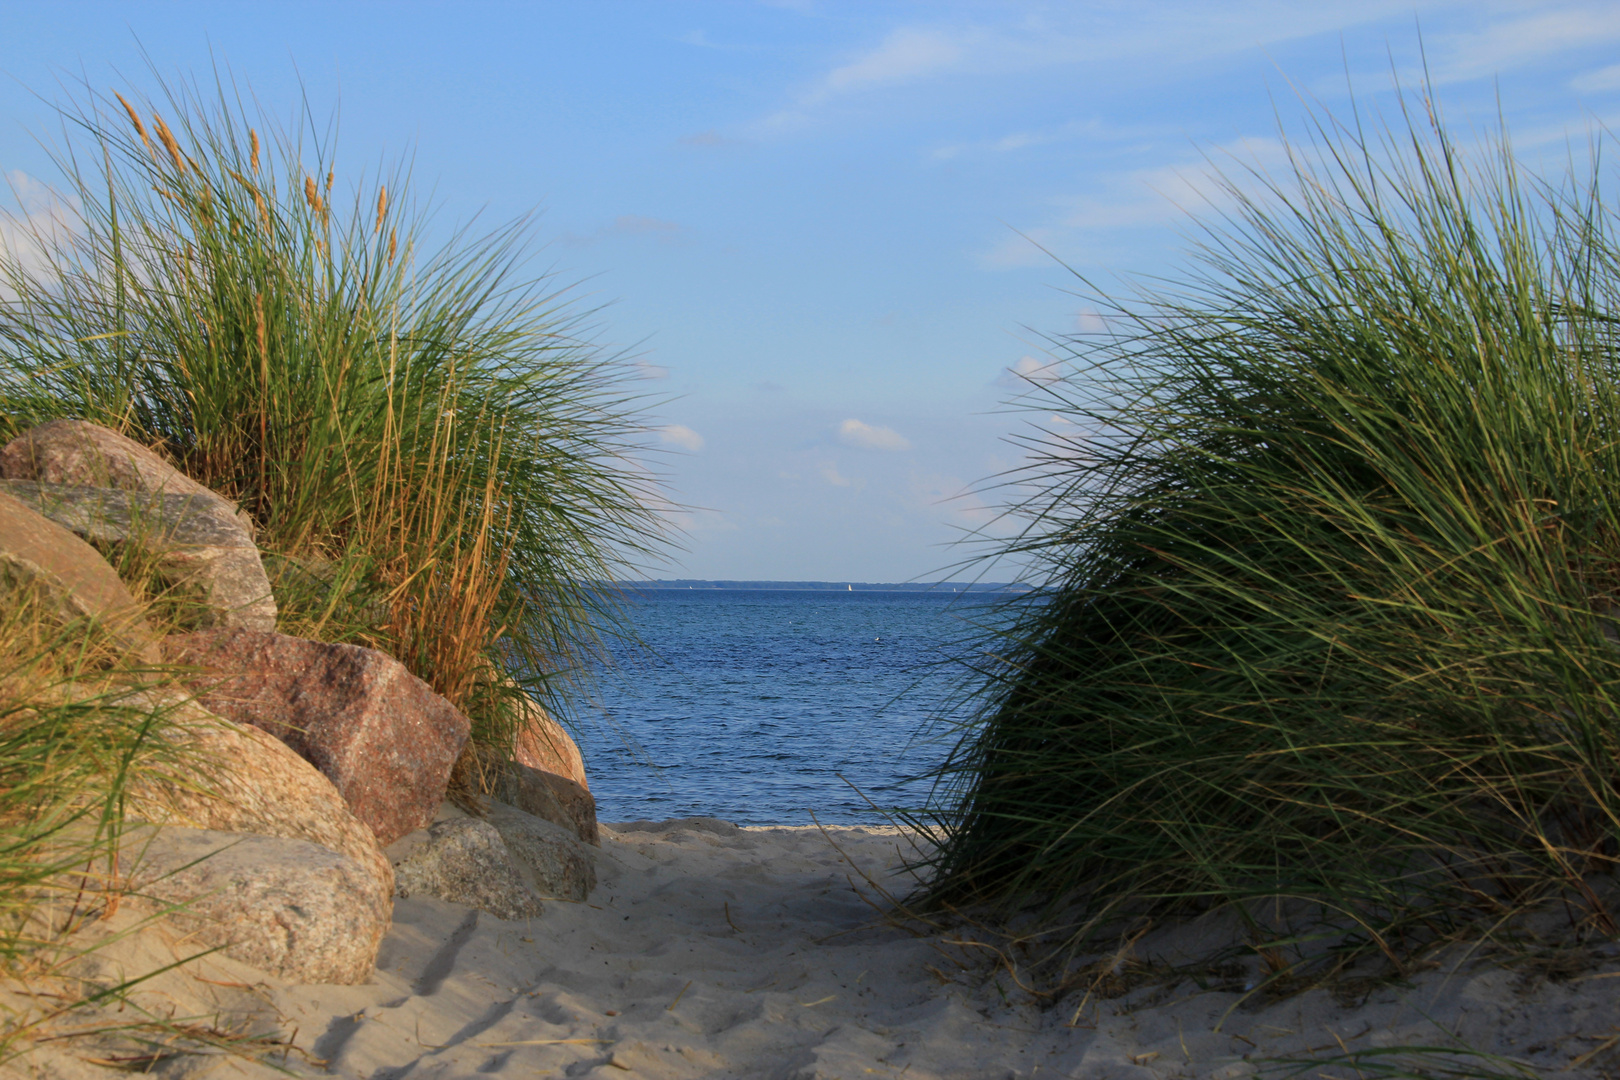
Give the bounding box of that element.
[12,820,1620,1079]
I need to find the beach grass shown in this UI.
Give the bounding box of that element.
[924,85,1620,983]
[0,584,182,1061]
[0,67,670,754]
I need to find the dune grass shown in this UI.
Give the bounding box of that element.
[0,68,670,753]
[0,64,672,1062]
[924,88,1620,983]
[0,584,178,1060]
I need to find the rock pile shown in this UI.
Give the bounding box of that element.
[0,421,600,985]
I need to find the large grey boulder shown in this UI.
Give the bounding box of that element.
[121,826,390,984]
[162,628,471,846]
[119,692,393,905]
[0,481,275,632]
[387,816,544,920]
[486,799,596,901]
[459,741,599,845]
[0,489,157,660]
[0,419,254,535]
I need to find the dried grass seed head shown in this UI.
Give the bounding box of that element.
[152,115,186,175]
[114,92,151,155]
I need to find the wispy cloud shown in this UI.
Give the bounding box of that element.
[997,356,1063,389]
[761,2,1435,130]
[812,27,965,103]
[1572,63,1620,93]
[1423,6,1620,86]
[561,214,685,247]
[820,461,854,487]
[979,136,1289,270]
[907,469,1003,529]
[660,424,705,452]
[1067,136,1289,227]
[762,25,976,127]
[678,129,752,150]
[677,29,726,49]
[0,171,79,296]
[979,227,1061,270]
[933,119,1115,161]
[837,418,911,452]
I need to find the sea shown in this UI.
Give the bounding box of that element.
[573,584,1008,826]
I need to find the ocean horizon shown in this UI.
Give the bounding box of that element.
[576,584,1000,825]
[616,578,1028,592]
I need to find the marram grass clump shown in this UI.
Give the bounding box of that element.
[0,68,670,754]
[925,92,1620,980]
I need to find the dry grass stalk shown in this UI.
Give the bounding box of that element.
[113,93,150,155]
[151,116,185,175]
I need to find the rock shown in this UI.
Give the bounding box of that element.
[460,742,599,845]
[0,489,157,660]
[0,419,254,535]
[501,765,599,846]
[387,816,544,920]
[0,481,276,632]
[511,691,589,790]
[119,692,393,904]
[485,799,596,901]
[121,825,389,984]
[612,816,742,838]
[162,629,471,846]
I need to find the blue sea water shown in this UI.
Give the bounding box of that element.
[573,588,990,825]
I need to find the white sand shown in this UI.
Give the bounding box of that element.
[13,819,1620,1079]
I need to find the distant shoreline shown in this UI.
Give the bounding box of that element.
[615,578,1030,593]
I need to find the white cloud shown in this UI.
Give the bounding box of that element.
[837,418,911,452]
[635,361,671,380]
[660,425,705,452]
[906,470,1003,531]
[933,119,1114,161]
[1000,356,1062,388]
[820,461,854,487]
[763,2,1432,130]
[1075,309,1108,334]
[1066,136,1290,228]
[1425,7,1620,86]
[979,227,1061,269]
[0,171,79,296]
[978,136,1291,270]
[1572,63,1620,93]
[816,27,964,101]
[668,507,737,536]
[762,26,968,126]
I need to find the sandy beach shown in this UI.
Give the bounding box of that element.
[10,816,1620,1080]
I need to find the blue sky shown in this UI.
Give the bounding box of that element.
[3,2,1619,581]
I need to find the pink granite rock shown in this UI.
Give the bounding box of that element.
[0,419,254,535]
[162,628,471,845]
[511,690,589,790]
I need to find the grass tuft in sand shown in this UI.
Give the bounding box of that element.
[0,63,672,755]
[926,77,1620,995]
